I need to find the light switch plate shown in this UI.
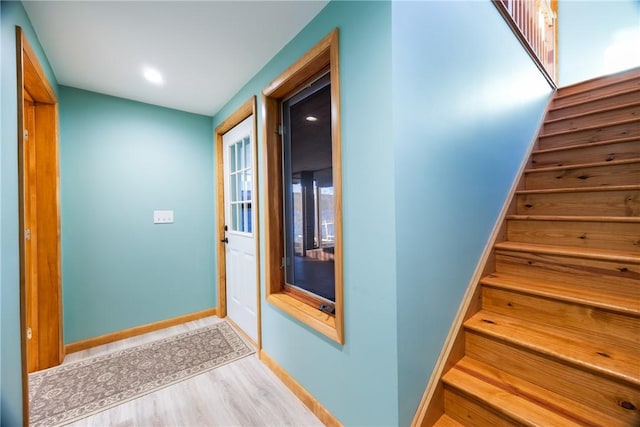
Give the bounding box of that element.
[154,210,174,224]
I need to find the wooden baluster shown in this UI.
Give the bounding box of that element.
[494,0,557,81]
[517,0,522,36]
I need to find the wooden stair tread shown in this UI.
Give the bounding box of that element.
[545,100,640,125]
[554,85,640,106]
[494,241,640,263]
[530,139,640,169]
[524,157,640,173]
[516,184,640,195]
[550,87,640,114]
[506,214,640,223]
[432,414,464,427]
[464,311,640,386]
[555,70,640,100]
[556,67,640,92]
[532,136,640,155]
[481,272,640,317]
[443,357,623,427]
[554,68,640,99]
[539,117,640,138]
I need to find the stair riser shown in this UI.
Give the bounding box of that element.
[531,140,640,168]
[553,77,640,108]
[483,274,640,317]
[517,189,640,216]
[494,250,640,291]
[538,121,640,150]
[481,287,639,345]
[544,104,640,134]
[465,332,640,424]
[549,90,640,120]
[443,388,522,427]
[525,162,640,190]
[506,219,640,252]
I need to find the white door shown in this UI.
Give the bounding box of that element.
[223,116,257,342]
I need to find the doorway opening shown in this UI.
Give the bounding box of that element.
[214,97,261,348]
[17,26,63,422]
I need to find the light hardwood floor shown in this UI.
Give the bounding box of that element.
[57,316,323,426]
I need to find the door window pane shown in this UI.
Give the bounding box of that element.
[231,170,238,202]
[230,143,237,173]
[229,136,253,234]
[244,136,251,168]
[231,204,238,231]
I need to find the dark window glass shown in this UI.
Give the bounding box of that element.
[283,74,335,302]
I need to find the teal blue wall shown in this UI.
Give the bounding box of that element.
[1,1,58,424]
[59,86,215,343]
[392,1,552,425]
[558,0,640,86]
[213,2,398,424]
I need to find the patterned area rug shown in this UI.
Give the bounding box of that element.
[29,321,254,426]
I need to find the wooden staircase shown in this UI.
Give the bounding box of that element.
[427,68,640,426]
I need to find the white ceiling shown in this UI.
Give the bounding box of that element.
[23,1,329,116]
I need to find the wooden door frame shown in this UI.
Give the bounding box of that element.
[214,96,261,350]
[16,26,63,424]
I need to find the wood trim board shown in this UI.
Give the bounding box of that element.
[17,26,62,427]
[17,26,29,427]
[259,350,342,427]
[65,308,217,354]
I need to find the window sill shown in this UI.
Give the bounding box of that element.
[267,292,342,344]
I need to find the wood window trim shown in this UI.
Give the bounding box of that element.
[282,284,332,311]
[262,28,344,344]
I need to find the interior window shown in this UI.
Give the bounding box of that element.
[283,74,335,304]
[262,28,343,343]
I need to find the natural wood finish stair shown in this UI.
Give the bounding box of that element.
[465,311,639,384]
[543,101,640,134]
[423,67,640,426]
[481,272,640,317]
[524,158,640,189]
[530,138,640,168]
[516,186,640,216]
[443,357,624,427]
[432,414,464,427]
[548,89,640,120]
[538,119,640,149]
[552,74,640,108]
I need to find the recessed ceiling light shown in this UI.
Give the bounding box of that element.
[143,67,163,85]
[305,115,318,122]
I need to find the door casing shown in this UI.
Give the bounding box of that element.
[16,26,63,423]
[214,96,261,350]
